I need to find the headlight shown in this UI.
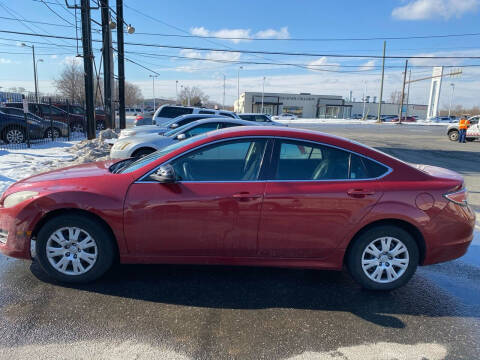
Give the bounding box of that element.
[3,191,38,208]
[114,142,131,150]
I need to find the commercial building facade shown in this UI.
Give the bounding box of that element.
[235,92,352,118]
[234,91,428,119]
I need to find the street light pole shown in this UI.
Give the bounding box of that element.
[149,75,158,110]
[21,43,38,102]
[223,75,226,110]
[35,59,43,99]
[261,76,266,114]
[175,80,178,104]
[237,66,243,111]
[449,83,455,117]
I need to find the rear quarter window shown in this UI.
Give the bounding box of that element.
[159,106,194,118]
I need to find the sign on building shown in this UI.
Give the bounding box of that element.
[427,67,443,119]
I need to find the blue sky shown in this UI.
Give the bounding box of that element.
[0,0,479,107]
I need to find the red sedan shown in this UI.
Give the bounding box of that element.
[0,127,475,290]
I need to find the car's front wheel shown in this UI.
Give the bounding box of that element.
[35,214,115,283]
[347,225,419,290]
[448,130,459,141]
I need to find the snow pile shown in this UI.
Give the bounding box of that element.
[63,129,117,165]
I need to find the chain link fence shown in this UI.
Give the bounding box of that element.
[0,93,107,150]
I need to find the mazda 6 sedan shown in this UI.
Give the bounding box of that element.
[0,127,475,290]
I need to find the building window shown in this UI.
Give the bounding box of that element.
[282,106,303,117]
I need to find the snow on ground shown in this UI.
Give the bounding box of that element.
[0,129,117,195]
[277,118,451,126]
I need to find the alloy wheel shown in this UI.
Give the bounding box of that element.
[361,237,409,283]
[46,227,98,275]
[46,128,60,138]
[6,129,25,144]
[72,123,85,133]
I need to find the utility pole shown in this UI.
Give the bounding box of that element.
[261,76,265,113]
[398,59,408,125]
[376,40,386,123]
[406,69,411,118]
[116,0,126,129]
[449,83,455,117]
[222,75,226,109]
[362,81,367,119]
[150,75,158,110]
[101,0,113,129]
[80,0,96,139]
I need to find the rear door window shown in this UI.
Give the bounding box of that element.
[199,110,215,114]
[219,112,235,118]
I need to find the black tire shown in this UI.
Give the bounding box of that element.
[132,148,155,158]
[3,127,26,144]
[347,225,419,291]
[35,214,115,283]
[44,127,61,139]
[71,122,85,133]
[96,121,106,131]
[448,130,459,141]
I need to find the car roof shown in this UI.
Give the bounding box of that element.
[239,113,268,116]
[180,118,257,129]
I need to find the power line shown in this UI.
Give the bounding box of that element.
[123,30,480,42]
[0,15,72,28]
[39,0,75,26]
[2,29,480,59]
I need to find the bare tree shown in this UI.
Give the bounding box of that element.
[179,86,209,107]
[54,59,85,104]
[122,81,143,107]
[389,90,402,104]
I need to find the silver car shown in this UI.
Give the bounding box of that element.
[446,116,480,141]
[110,118,259,159]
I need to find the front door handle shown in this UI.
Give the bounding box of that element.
[347,189,376,198]
[232,192,262,201]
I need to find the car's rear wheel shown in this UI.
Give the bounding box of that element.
[96,121,105,131]
[347,225,419,290]
[45,127,61,139]
[132,148,155,158]
[35,214,115,283]
[448,130,459,141]
[3,127,26,144]
[71,123,85,133]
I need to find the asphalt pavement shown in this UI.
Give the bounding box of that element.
[0,123,479,360]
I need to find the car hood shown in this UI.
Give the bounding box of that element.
[14,161,115,186]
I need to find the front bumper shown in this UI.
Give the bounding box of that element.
[0,204,34,260]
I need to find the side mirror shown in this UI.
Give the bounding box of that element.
[150,164,176,183]
[176,133,186,140]
[170,123,179,129]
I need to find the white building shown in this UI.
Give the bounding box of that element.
[234,92,351,118]
[347,100,428,119]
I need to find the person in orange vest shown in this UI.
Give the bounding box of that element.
[458,117,470,143]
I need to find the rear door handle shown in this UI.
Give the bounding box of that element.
[232,192,262,201]
[347,189,376,198]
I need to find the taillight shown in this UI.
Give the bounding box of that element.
[444,189,468,206]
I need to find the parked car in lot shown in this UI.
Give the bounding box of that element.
[5,102,86,133]
[271,113,298,120]
[136,105,238,126]
[238,113,285,126]
[0,109,44,143]
[429,116,456,123]
[0,107,69,138]
[380,115,397,122]
[388,116,416,123]
[54,103,106,130]
[0,127,475,289]
[446,116,480,141]
[121,114,228,139]
[112,118,257,159]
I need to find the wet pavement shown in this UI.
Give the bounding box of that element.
[0,124,479,359]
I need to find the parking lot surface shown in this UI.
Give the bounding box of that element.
[0,123,479,359]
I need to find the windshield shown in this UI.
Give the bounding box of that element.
[119,134,208,174]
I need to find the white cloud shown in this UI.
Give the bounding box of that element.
[306,57,340,71]
[179,49,202,59]
[0,58,12,64]
[190,26,290,43]
[204,51,241,62]
[392,0,479,20]
[254,27,290,39]
[50,55,58,59]
[61,55,82,65]
[359,60,376,71]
